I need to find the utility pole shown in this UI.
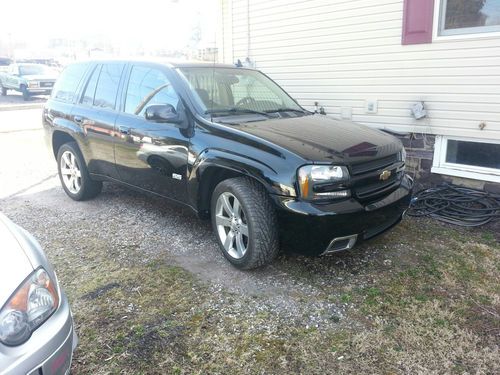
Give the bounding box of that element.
[8,33,13,59]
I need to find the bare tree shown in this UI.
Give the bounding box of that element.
[445,0,487,29]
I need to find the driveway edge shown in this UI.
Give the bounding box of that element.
[0,103,44,111]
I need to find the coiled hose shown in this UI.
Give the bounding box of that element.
[407,184,500,227]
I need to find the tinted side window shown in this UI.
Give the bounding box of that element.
[93,63,125,110]
[51,63,89,103]
[80,65,101,106]
[124,66,179,116]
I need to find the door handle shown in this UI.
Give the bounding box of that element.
[74,115,83,124]
[119,126,131,135]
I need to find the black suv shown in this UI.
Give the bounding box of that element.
[43,60,412,269]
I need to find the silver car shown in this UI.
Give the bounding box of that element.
[0,213,77,375]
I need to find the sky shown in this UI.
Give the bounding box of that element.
[0,0,218,53]
[483,0,500,25]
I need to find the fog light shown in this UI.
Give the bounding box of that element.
[314,190,351,199]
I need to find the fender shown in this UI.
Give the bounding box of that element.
[17,77,28,90]
[52,117,84,138]
[188,148,297,211]
[48,116,90,161]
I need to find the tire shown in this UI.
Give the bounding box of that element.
[21,85,30,101]
[56,142,102,201]
[211,177,279,269]
[0,81,6,96]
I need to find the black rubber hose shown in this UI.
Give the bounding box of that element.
[407,184,500,227]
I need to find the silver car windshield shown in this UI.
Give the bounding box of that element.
[178,67,304,116]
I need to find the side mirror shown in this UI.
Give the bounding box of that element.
[145,104,184,125]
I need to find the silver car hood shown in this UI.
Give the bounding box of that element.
[0,214,37,307]
[21,74,58,81]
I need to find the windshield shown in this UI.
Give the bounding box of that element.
[18,64,54,76]
[178,67,304,115]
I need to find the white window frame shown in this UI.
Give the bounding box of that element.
[433,0,500,41]
[432,135,500,183]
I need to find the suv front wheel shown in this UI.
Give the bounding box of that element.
[20,85,30,101]
[211,177,279,269]
[57,142,102,201]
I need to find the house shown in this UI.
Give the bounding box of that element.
[217,0,500,189]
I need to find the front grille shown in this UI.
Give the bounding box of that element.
[354,173,400,200]
[350,153,398,175]
[350,153,403,202]
[40,81,54,88]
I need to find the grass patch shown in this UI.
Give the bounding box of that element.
[42,217,499,374]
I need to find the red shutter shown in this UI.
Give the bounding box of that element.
[402,0,435,45]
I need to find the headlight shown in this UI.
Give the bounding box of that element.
[297,165,350,201]
[28,81,39,88]
[399,147,407,162]
[398,147,407,171]
[0,268,59,346]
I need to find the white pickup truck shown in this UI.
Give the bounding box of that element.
[0,63,58,100]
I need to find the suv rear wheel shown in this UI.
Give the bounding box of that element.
[211,177,279,269]
[57,142,102,201]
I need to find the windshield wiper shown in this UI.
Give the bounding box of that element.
[265,108,308,114]
[205,107,275,118]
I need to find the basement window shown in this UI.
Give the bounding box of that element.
[432,136,500,183]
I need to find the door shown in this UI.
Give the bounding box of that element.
[71,63,125,179]
[114,64,190,203]
[6,65,19,88]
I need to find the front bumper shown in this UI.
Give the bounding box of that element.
[0,291,77,375]
[272,174,413,256]
[27,88,52,94]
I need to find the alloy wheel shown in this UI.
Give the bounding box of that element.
[60,150,82,194]
[215,192,249,259]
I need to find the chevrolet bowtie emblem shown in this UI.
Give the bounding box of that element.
[379,170,392,181]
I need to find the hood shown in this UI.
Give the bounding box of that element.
[22,74,57,81]
[235,115,402,164]
[0,214,35,307]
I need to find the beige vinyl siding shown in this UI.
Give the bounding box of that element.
[219,0,234,64]
[219,0,500,140]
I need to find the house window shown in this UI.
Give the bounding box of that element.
[432,136,500,183]
[439,0,500,36]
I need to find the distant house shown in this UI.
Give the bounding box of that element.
[217,0,500,187]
